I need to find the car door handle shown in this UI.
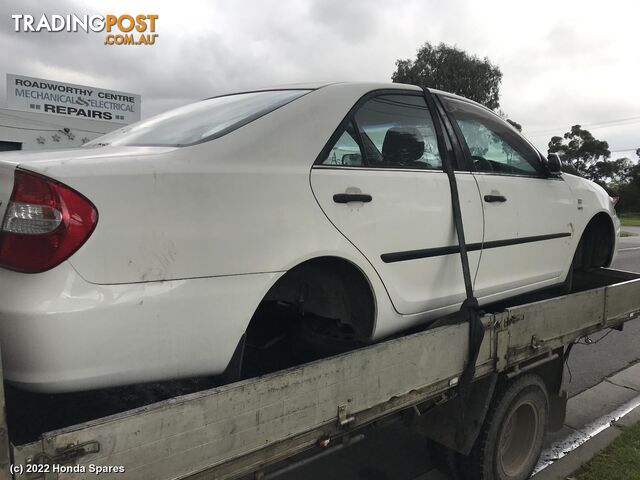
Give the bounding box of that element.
[333,193,373,204]
[484,194,507,203]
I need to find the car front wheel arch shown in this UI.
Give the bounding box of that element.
[573,212,616,272]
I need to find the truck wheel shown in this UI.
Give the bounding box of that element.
[464,374,548,480]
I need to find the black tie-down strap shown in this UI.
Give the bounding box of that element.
[425,299,484,404]
[456,298,484,403]
[421,88,485,408]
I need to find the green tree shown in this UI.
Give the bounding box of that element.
[607,149,640,212]
[548,125,611,181]
[392,42,503,110]
[617,171,640,213]
[589,157,632,185]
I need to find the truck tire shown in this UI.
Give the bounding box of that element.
[463,374,548,480]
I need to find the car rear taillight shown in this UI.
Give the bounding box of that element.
[0,169,98,273]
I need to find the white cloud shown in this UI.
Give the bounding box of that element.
[1,0,638,156]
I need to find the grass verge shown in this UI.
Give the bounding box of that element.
[620,213,640,227]
[573,421,640,480]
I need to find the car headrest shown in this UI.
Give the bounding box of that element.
[382,127,425,164]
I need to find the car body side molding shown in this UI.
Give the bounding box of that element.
[380,232,571,263]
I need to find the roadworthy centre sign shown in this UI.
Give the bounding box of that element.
[6,74,141,124]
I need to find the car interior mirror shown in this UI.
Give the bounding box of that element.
[544,153,562,176]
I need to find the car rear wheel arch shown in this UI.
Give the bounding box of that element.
[260,256,377,340]
[235,256,377,379]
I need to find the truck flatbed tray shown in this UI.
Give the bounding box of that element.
[6,268,640,480]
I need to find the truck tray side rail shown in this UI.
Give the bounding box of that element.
[10,268,640,480]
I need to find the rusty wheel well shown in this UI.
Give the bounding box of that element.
[255,256,376,341]
[574,213,615,270]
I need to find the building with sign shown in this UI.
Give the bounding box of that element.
[0,73,141,151]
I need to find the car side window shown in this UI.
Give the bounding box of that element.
[321,121,364,166]
[354,94,442,170]
[442,97,543,176]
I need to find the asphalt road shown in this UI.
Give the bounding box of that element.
[613,225,640,273]
[280,228,640,480]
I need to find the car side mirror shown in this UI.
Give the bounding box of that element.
[543,153,562,176]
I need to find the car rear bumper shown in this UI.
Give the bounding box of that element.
[0,263,280,393]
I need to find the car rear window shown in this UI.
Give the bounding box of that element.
[86,90,310,148]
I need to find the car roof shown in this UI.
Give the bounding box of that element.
[314,83,490,112]
[236,81,477,100]
[208,82,489,111]
[210,81,420,95]
[241,81,473,98]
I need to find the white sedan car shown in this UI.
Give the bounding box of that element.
[0,82,618,392]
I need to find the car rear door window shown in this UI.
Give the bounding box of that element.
[442,97,543,176]
[354,95,442,170]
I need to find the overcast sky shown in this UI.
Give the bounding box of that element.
[1,0,638,158]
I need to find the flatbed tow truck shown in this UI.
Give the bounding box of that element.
[0,266,637,480]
